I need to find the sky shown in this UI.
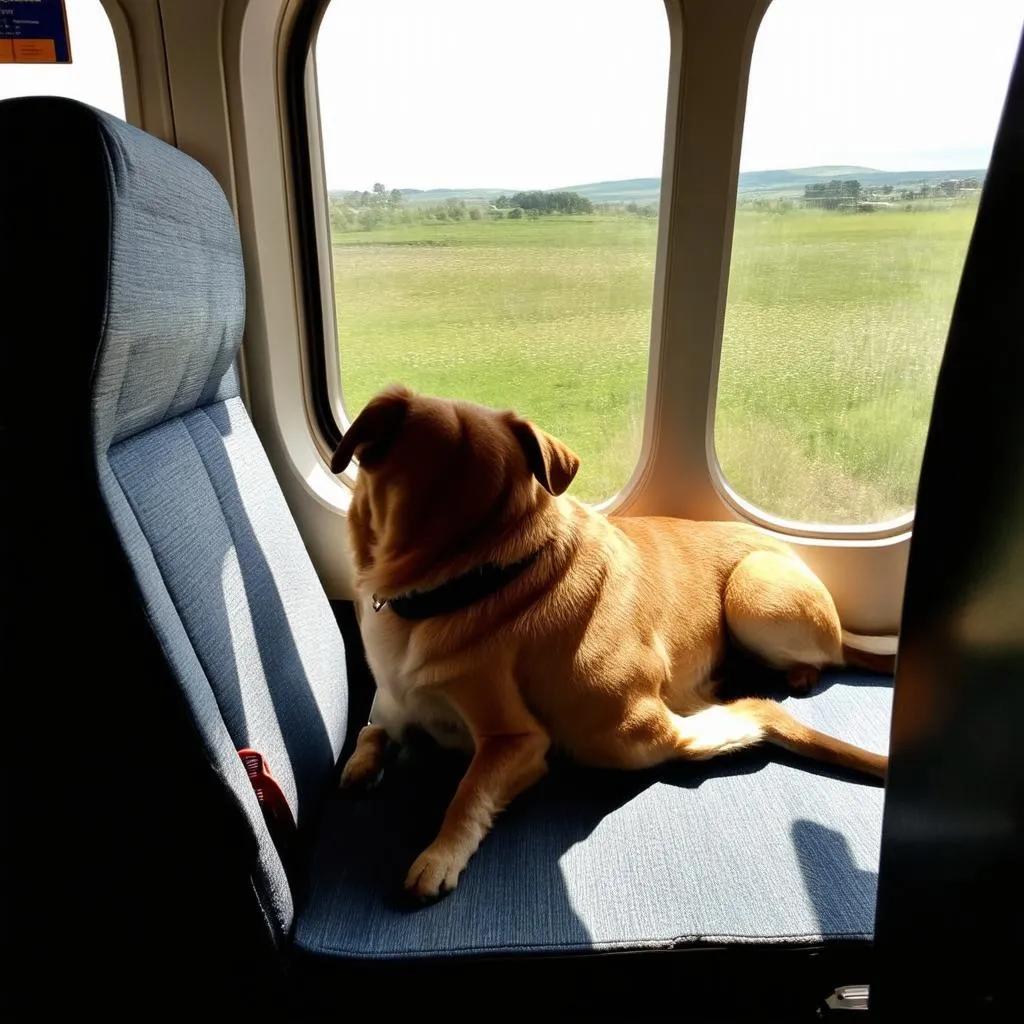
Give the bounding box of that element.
[2,1,1021,191]
[314,0,1023,189]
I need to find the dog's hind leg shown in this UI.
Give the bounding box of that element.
[724,550,844,694]
[595,696,886,780]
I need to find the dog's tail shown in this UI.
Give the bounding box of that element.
[841,630,898,674]
[680,699,887,780]
[756,699,887,779]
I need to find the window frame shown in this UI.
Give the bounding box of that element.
[285,0,345,459]
[100,0,171,139]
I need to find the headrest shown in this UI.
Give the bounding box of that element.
[0,96,244,450]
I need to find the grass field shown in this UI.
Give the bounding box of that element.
[330,202,977,522]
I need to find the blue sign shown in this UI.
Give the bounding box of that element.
[0,1,72,63]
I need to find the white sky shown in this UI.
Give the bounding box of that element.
[317,0,1023,189]
[2,1,1021,191]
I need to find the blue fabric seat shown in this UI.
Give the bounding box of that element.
[298,672,889,959]
[1,94,348,960]
[1,95,893,1009]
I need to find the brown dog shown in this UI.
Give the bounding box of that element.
[331,385,891,901]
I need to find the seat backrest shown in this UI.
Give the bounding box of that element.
[1,96,349,953]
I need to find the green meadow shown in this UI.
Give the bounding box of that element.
[330,201,977,522]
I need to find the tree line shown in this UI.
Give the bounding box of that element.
[329,184,600,232]
[494,191,593,214]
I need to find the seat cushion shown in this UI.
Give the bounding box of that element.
[295,671,890,959]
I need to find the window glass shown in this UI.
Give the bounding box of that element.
[314,0,669,503]
[715,0,1023,524]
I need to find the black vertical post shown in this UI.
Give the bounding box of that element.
[871,28,1024,1021]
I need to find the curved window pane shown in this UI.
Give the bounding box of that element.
[315,0,669,503]
[715,0,1022,524]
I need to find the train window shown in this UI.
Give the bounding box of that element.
[313,0,669,504]
[713,0,1023,526]
[0,1,124,117]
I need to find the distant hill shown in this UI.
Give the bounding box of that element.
[551,178,662,203]
[395,186,515,205]
[388,180,662,205]
[737,165,986,194]
[386,179,660,205]
[737,166,877,190]
[329,166,986,205]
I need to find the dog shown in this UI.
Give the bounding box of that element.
[331,384,892,901]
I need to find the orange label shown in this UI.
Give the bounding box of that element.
[11,38,58,63]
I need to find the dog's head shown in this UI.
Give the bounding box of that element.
[330,385,579,592]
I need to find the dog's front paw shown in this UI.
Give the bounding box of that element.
[339,725,388,791]
[404,842,467,902]
[339,752,382,791]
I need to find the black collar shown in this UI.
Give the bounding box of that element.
[372,549,542,621]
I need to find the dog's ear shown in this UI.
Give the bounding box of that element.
[509,417,580,495]
[330,385,412,473]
